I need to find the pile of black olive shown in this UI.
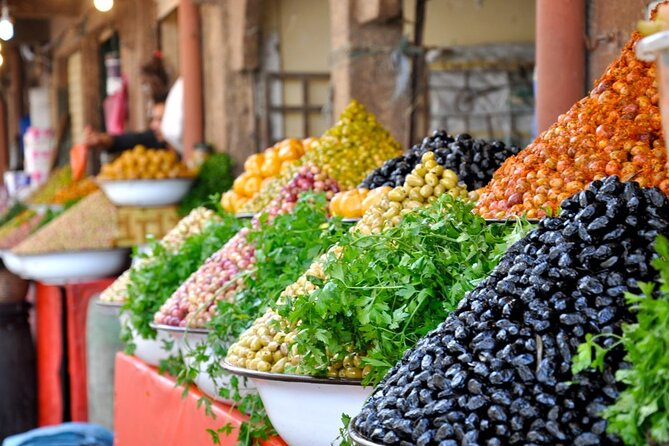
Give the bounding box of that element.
[352,176,669,446]
[359,131,520,190]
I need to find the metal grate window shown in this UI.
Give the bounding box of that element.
[263,72,331,145]
[426,44,535,147]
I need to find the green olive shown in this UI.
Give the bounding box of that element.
[405,174,424,187]
[257,360,271,372]
[271,357,287,373]
[345,368,363,379]
[420,184,434,198]
[425,173,439,187]
[423,159,438,170]
[413,165,427,177]
[388,188,406,202]
[408,188,424,202]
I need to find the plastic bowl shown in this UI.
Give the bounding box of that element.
[16,248,130,284]
[222,361,373,446]
[97,178,194,207]
[123,316,178,366]
[153,324,254,404]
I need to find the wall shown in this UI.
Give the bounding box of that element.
[261,0,331,140]
[404,0,536,46]
[587,0,655,87]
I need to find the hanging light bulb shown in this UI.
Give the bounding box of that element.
[93,0,114,12]
[0,2,13,42]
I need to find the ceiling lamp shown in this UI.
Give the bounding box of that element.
[94,0,114,12]
[0,2,13,42]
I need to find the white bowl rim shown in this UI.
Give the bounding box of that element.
[96,177,194,185]
[150,322,210,335]
[347,415,382,446]
[234,212,256,219]
[13,247,131,258]
[221,359,365,385]
[95,298,124,308]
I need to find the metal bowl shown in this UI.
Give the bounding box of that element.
[97,178,194,207]
[95,298,123,315]
[484,218,541,224]
[347,416,382,446]
[16,248,131,284]
[152,324,254,404]
[223,361,372,446]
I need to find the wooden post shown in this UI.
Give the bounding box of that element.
[535,0,586,134]
[179,0,203,161]
[0,94,8,180]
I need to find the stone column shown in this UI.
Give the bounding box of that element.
[179,0,204,160]
[535,0,586,133]
[329,0,409,146]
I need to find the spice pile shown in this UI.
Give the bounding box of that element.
[100,207,221,304]
[13,191,118,254]
[476,32,669,219]
[26,166,73,205]
[354,176,668,445]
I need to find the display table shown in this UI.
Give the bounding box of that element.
[114,353,287,446]
[35,279,115,426]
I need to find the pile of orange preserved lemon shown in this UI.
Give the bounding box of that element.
[221,138,308,213]
[98,145,193,180]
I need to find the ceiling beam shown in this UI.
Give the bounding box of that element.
[8,0,81,18]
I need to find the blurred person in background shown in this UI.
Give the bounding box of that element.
[83,52,181,154]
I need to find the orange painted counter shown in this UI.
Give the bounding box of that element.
[114,353,287,446]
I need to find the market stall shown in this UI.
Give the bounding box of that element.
[4,1,669,445]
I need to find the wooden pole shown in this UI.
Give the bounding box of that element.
[178,0,203,161]
[409,0,426,148]
[535,0,586,134]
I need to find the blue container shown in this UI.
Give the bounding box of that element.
[2,423,113,446]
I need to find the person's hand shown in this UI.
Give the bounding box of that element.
[82,125,112,149]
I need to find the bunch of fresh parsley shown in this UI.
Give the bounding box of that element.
[185,192,348,445]
[572,235,669,446]
[122,211,246,348]
[277,194,533,385]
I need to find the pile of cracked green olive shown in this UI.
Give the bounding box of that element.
[356,151,474,235]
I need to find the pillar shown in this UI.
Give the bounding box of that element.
[329,0,409,146]
[179,0,204,161]
[535,0,586,134]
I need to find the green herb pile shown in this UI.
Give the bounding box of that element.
[573,236,669,446]
[180,192,348,445]
[207,192,347,351]
[277,194,533,385]
[179,153,234,216]
[0,202,27,227]
[122,211,245,347]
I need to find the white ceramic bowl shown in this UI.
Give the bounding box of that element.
[123,315,178,366]
[223,361,373,446]
[16,248,131,284]
[1,250,26,277]
[155,325,255,404]
[97,178,194,207]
